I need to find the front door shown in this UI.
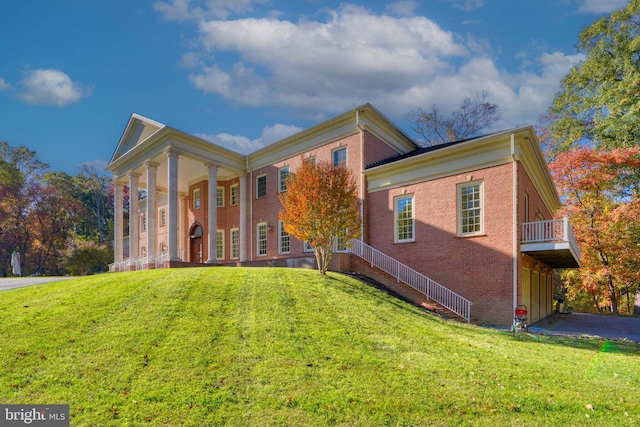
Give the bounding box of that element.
[189,223,203,263]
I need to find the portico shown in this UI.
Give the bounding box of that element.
[108,114,247,271]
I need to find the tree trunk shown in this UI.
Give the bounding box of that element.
[634,287,640,316]
[606,273,618,314]
[314,245,333,275]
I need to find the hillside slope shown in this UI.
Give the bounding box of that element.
[0,268,638,426]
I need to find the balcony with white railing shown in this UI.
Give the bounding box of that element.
[520,216,580,268]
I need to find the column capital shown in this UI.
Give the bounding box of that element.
[204,161,220,170]
[128,171,142,179]
[164,147,181,158]
[113,177,126,186]
[144,160,160,169]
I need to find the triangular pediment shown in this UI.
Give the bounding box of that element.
[109,114,165,164]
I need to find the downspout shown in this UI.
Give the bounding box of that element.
[247,156,253,263]
[356,108,365,242]
[511,133,518,317]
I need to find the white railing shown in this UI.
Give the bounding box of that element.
[521,217,567,243]
[349,239,472,323]
[109,254,171,272]
[521,216,581,264]
[521,216,579,251]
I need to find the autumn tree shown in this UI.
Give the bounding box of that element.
[406,91,499,146]
[0,142,48,276]
[550,147,640,314]
[26,172,84,275]
[279,160,361,275]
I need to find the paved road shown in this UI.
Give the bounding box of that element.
[0,277,73,292]
[532,312,640,342]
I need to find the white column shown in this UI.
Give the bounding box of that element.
[179,194,186,260]
[206,163,218,263]
[166,148,180,261]
[113,179,124,266]
[145,161,159,260]
[239,174,247,262]
[128,173,141,264]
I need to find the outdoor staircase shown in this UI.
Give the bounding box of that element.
[349,239,473,323]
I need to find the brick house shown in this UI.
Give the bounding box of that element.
[107,104,579,325]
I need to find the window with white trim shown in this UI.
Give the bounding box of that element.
[217,187,224,207]
[257,222,268,256]
[304,241,313,252]
[193,188,201,210]
[458,181,483,236]
[394,195,414,243]
[256,174,267,198]
[140,213,146,232]
[335,229,348,252]
[278,221,290,254]
[230,184,239,206]
[278,166,290,192]
[217,230,224,260]
[160,208,166,227]
[333,147,347,167]
[230,228,239,259]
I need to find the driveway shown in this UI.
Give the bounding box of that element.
[0,277,73,292]
[532,312,640,342]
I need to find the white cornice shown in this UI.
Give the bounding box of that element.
[109,114,165,165]
[515,128,561,213]
[247,104,418,170]
[109,105,418,180]
[107,126,246,176]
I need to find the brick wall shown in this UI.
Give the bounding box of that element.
[245,130,399,262]
[366,163,515,325]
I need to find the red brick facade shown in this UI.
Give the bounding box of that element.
[113,105,571,326]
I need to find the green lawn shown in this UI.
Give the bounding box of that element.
[0,268,638,426]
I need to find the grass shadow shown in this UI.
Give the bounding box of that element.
[503,329,640,356]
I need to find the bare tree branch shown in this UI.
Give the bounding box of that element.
[406,91,499,146]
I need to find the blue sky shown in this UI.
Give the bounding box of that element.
[0,0,630,174]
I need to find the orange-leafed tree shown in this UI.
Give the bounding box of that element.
[279,160,361,275]
[550,146,640,314]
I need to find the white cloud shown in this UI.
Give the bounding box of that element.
[0,78,10,90]
[19,69,91,106]
[196,123,303,154]
[154,0,193,20]
[444,0,485,12]
[400,50,584,131]
[386,0,419,16]
[577,0,628,14]
[190,5,468,115]
[155,0,267,20]
[170,2,587,131]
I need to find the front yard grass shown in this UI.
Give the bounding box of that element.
[0,267,638,426]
